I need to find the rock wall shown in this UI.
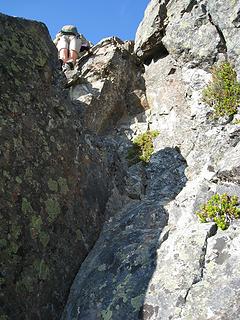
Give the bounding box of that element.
[68,37,148,134]
[0,14,130,320]
[135,0,240,72]
[62,1,240,319]
[1,1,240,319]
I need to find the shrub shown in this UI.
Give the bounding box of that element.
[127,130,159,165]
[202,62,240,118]
[196,193,240,230]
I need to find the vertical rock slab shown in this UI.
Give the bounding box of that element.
[0,14,115,319]
[161,0,220,66]
[181,223,240,320]
[207,0,240,74]
[134,0,169,61]
[135,0,240,68]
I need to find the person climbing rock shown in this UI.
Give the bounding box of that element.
[53,25,90,71]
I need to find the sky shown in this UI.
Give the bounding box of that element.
[0,0,149,44]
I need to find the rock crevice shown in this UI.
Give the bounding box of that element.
[182,223,218,306]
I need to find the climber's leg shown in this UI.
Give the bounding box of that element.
[57,35,70,63]
[59,48,69,63]
[68,36,82,64]
[69,50,79,64]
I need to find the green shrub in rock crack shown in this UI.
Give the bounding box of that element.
[127,130,159,165]
[196,193,240,230]
[202,62,240,118]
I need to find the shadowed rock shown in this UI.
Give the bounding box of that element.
[0,14,123,320]
[2,1,240,319]
[62,148,187,320]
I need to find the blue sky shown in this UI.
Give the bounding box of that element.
[1,0,149,44]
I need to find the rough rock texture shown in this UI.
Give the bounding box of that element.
[62,148,187,320]
[2,1,240,319]
[0,14,131,320]
[62,1,240,319]
[67,37,148,133]
[135,0,240,70]
[181,222,240,319]
[134,0,169,62]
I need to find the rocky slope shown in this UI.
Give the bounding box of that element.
[1,0,240,319]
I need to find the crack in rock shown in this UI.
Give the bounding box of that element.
[180,0,198,17]
[182,224,218,309]
[208,13,227,54]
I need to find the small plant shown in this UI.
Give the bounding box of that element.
[233,118,240,125]
[127,130,159,165]
[196,193,240,230]
[202,61,240,118]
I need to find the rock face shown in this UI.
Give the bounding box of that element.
[0,14,143,320]
[135,0,240,70]
[1,0,240,319]
[62,148,187,320]
[68,37,148,133]
[62,1,240,319]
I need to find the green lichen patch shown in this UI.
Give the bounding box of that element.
[10,222,22,240]
[21,198,34,215]
[75,229,83,241]
[203,61,240,118]
[0,239,7,249]
[114,274,132,303]
[131,294,144,312]
[233,118,240,125]
[16,259,50,296]
[16,274,35,294]
[1,216,22,278]
[98,264,107,272]
[58,177,69,194]
[127,130,159,165]
[48,178,58,192]
[101,308,112,320]
[15,176,22,184]
[9,241,20,254]
[39,231,50,248]
[24,168,33,179]
[34,259,50,281]
[45,198,61,223]
[196,193,240,230]
[30,215,43,239]
[3,171,10,180]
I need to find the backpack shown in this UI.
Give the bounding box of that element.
[61,25,78,35]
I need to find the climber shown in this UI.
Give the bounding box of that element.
[53,25,90,71]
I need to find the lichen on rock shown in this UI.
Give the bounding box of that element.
[2,1,240,319]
